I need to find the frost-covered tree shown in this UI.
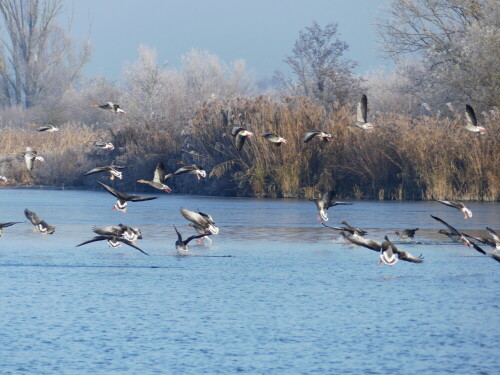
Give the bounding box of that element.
[275,21,362,107]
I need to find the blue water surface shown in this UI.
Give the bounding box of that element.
[0,189,498,374]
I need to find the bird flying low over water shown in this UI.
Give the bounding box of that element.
[464,104,486,134]
[174,225,211,255]
[24,209,55,236]
[27,123,59,132]
[310,191,352,222]
[340,231,381,251]
[23,147,44,171]
[92,224,143,243]
[463,227,500,252]
[137,161,173,192]
[85,163,126,180]
[435,199,472,219]
[263,132,287,146]
[303,130,332,143]
[98,182,157,213]
[352,94,375,132]
[0,221,22,237]
[91,102,126,113]
[85,141,115,151]
[431,215,486,255]
[174,164,206,180]
[77,235,148,255]
[379,236,424,266]
[395,228,419,241]
[231,126,254,151]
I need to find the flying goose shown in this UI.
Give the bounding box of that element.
[435,199,472,219]
[379,236,424,265]
[77,235,148,255]
[85,141,115,151]
[263,132,287,146]
[24,209,55,236]
[0,221,22,237]
[137,161,173,192]
[23,147,44,171]
[174,225,211,255]
[231,126,254,151]
[310,191,352,222]
[464,104,486,134]
[463,227,500,252]
[180,208,219,235]
[352,94,375,132]
[431,215,486,255]
[98,182,157,213]
[395,228,419,241]
[174,164,206,180]
[27,123,59,132]
[91,102,126,113]
[321,222,367,236]
[92,224,143,243]
[303,130,332,143]
[85,163,126,180]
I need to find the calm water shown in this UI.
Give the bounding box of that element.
[0,188,498,374]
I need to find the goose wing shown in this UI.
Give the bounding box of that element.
[321,223,345,231]
[0,221,22,229]
[36,126,52,132]
[76,236,109,247]
[174,166,194,175]
[486,227,499,243]
[180,208,207,227]
[231,126,244,136]
[24,154,34,170]
[235,132,246,151]
[92,225,122,236]
[343,233,381,251]
[24,209,41,225]
[436,199,461,210]
[357,94,368,123]
[128,194,157,202]
[384,236,423,263]
[465,104,477,126]
[184,233,211,246]
[84,166,109,176]
[173,225,183,243]
[98,182,127,200]
[431,215,461,236]
[118,238,149,255]
[153,161,165,182]
[303,130,320,143]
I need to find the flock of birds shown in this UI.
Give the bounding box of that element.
[0,96,496,262]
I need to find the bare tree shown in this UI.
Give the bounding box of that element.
[377,0,499,108]
[0,0,91,108]
[275,21,361,107]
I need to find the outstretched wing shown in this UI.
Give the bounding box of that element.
[76,236,109,247]
[321,223,345,231]
[0,221,22,229]
[84,166,108,176]
[24,209,41,225]
[184,233,211,246]
[119,238,149,255]
[128,195,157,202]
[93,225,122,236]
[36,126,52,132]
[395,248,424,263]
[465,104,477,126]
[180,208,206,227]
[153,161,165,182]
[98,182,125,199]
[235,133,246,151]
[231,126,244,136]
[303,130,319,143]
[357,94,368,123]
[174,166,193,175]
[431,215,461,236]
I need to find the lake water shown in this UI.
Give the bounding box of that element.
[0,188,499,374]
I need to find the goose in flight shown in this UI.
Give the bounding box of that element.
[137,161,173,192]
[91,102,126,113]
[174,225,211,255]
[0,221,22,237]
[340,231,381,251]
[395,228,419,241]
[303,130,332,143]
[77,235,148,255]
[463,227,500,252]
[85,141,115,151]
[263,132,287,146]
[310,191,351,222]
[174,164,206,180]
[180,208,219,235]
[435,199,472,219]
[231,126,254,151]
[352,94,375,132]
[85,163,126,180]
[24,209,55,236]
[92,224,143,243]
[98,182,157,213]
[464,104,486,134]
[379,236,424,266]
[27,123,59,132]
[431,215,486,255]
[23,147,44,171]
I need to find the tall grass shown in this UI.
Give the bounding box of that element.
[0,97,498,201]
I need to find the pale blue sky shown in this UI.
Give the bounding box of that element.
[64,0,390,81]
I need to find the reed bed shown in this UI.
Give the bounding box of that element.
[0,97,498,201]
